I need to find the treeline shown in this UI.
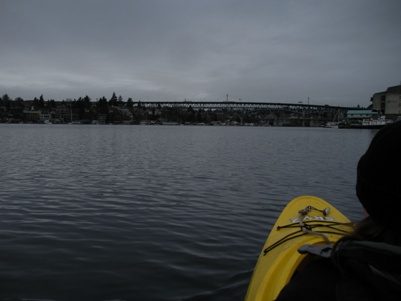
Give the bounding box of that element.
[0,92,133,112]
[0,93,266,125]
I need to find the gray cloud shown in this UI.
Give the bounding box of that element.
[1,0,400,106]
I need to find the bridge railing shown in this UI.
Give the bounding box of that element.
[132,101,354,112]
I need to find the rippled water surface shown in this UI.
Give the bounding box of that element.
[0,124,375,300]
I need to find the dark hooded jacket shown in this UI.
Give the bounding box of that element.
[276,241,401,301]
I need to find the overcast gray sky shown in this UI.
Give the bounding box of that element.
[1,0,400,107]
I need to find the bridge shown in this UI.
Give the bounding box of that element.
[131,101,357,126]
[132,100,353,111]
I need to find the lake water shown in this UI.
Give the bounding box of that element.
[0,124,376,301]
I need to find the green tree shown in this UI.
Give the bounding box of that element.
[84,95,91,105]
[109,92,118,106]
[47,99,57,109]
[97,96,109,114]
[127,98,133,109]
[82,95,91,113]
[1,94,12,111]
[32,97,39,110]
[1,93,10,102]
[118,95,124,107]
[32,95,45,109]
[39,95,45,108]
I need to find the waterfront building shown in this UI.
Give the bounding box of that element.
[371,84,401,116]
[23,110,41,122]
[346,110,378,120]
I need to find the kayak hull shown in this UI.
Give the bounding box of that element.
[245,196,353,301]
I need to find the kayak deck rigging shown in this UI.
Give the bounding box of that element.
[264,220,353,255]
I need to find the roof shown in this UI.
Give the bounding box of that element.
[347,110,378,115]
[386,85,401,94]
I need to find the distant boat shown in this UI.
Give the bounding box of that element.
[324,121,339,128]
[339,116,392,129]
[324,109,341,128]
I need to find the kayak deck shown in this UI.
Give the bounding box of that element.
[245,196,353,301]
